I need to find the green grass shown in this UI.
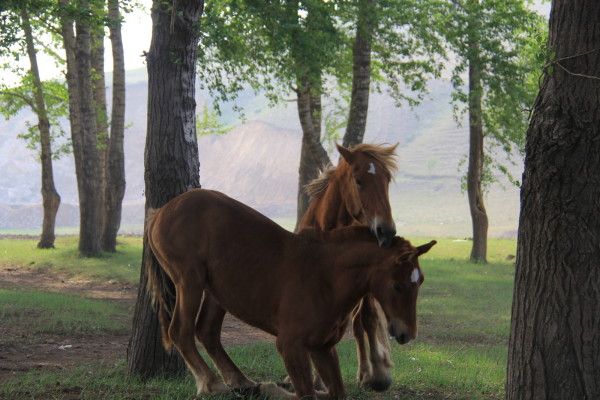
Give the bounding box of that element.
[0,288,130,336]
[0,236,141,284]
[0,237,516,399]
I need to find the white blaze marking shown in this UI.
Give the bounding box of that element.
[410,268,420,283]
[368,162,376,175]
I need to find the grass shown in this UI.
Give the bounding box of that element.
[0,236,141,284]
[0,289,130,337]
[0,236,517,399]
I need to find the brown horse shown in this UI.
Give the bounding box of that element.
[147,189,435,399]
[299,143,398,391]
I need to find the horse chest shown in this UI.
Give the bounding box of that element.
[317,317,350,348]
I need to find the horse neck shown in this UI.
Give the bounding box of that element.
[324,241,385,315]
[305,173,353,232]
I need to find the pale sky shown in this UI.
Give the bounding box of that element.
[4,0,550,86]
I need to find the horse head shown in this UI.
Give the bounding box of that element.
[369,238,436,344]
[336,143,398,247]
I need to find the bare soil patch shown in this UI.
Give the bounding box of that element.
[0,266,273,384]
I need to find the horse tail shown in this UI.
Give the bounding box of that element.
[144,207,176,351]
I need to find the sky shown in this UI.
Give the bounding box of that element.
[4,0,551,85]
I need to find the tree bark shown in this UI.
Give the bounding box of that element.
[342,0,374,148]
[102,0,126,252]
[91,1,109,243]
[60,0,85,211]
[21,9,61,249]
[466,24,488,263]
[295,77,330,227]
[506,1,600,399]
[75,0,102,257]
[127,0,204,378]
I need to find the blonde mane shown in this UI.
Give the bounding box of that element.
[304,143,399,200]
[305,164,336,198]
[352,143,399,177]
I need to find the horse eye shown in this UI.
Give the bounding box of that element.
[355,179,362,189]
[394,283,404,292]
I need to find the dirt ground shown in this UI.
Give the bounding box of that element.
[0,266,274,384]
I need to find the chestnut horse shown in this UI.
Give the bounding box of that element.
[147,189,435,399]
[299,143,398,391]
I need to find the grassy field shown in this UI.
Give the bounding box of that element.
[0,236,141,283]
[0,236,516,399]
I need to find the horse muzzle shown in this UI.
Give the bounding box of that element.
[375,223,396,248]
[388,320,415,345]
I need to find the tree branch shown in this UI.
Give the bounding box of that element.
[0,90,37,112]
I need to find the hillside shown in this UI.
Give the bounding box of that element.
[0,70,521,237]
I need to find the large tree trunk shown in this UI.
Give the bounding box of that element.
[466,38,488,263]
[91,2,109,243]
[505,1,600,399]
[295,77,330,227]
[21,9,61,249]
[127,0,204,378]
[75,0,102,256]
[342,0,374,148]
[102,0,126,252]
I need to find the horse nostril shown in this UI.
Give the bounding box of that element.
[376,226,384,237]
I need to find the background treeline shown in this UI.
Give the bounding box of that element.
[0,0,545,264]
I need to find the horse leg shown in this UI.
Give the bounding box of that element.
[259,338,315,400]
[357,295,393,392]
[352,300,373,387]
[310,346,346,399]
[169,279,228,396]
[195,294,256,389]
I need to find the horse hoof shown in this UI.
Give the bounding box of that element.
[362,375,392,392]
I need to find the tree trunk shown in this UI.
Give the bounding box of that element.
[342,0,374,148]
[91,2,109,243]
[60,0,85,215]
[75,0,102,257]
[506,2,600,399]
[102,0,126,252]
[295,77,330,227]
[21,9,61,249]
[127,0,204,378]
[467,38,488,263]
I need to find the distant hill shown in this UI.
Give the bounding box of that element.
[0,69,521,237]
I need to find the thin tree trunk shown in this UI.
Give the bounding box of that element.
[102,0,126,252]
[75,0,102,256]
[467,35,488,263]
[60,0,85,209]
[21,9,61,249]
[295,77,330,227]
[91,2,109,242]
[342,0,374,148]
[506,1,600,398]
[127,0,204,378]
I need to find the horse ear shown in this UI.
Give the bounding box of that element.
[416,240,437,256]
[337,144,354,164]
[386,142,399,154]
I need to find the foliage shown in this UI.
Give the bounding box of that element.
[0,73,71,159]
[196,104,232,136]
[440,0,548,188]
[0,0,72,159]
[197,0,446,115]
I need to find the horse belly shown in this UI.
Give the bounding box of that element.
[206,277,280,337]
